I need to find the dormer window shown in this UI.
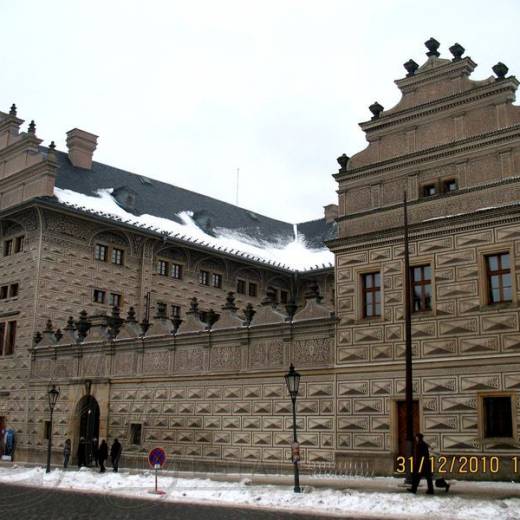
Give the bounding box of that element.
[442,179,458,193]
[422,184,437,197]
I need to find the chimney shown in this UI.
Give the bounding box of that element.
[324,204,339,223]
[66,128,98,169]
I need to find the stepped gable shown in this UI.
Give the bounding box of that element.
[343,39,520,172]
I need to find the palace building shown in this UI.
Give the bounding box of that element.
[2,39,520,477]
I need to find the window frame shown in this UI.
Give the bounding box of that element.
[4,321,16,356]
[248,282,258,298]
[108,292,122,308]
[479,393,516,441]
[199,270,210,286]
[361,271,381,319]
[111,247,124,266]
[237,279,246,295]
[129,423,143,445]
[411,264,432,313]
[94,243,108,262]
[14,236,24,254]
[3,239,13,257]
[485,252,512,305]
[421,183,437,198]
[93,289,106,304]
[211,272,223,289]
[442,178,458,193]
[170,263,183,280]
[157,259,169,276]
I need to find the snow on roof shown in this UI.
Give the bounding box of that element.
[54,187,334,272]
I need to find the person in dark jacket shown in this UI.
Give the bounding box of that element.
[98,440,108,473]
[63,439,71,469]
[408,433,434,494]
[110,438,122,472]
[77,437,87,468]
[92,437,99,467]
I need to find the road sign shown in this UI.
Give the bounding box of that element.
[148,447,166,468]
[148,448,167,495]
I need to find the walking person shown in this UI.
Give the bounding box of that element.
[110,438,122,472]
[98,439,108,473]
[63,439,71,469]
[77,437,87,468]
[92,437,99,467]
[408,433,434,494]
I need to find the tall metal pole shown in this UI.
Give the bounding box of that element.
[403,191,414,481]
[291,396,301,493]
[46,407,54,473]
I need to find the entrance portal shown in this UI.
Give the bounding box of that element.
[396,399,420,457]
[76,395,100,466]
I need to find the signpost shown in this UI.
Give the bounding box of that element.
[148,447,166,495]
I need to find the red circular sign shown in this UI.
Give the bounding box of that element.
[148,447,166,468]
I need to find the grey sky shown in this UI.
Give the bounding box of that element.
[1,0,519,222]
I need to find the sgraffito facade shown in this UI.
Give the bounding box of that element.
[2,39,520,478]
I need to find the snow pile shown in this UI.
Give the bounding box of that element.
[2,466,520,520]
[53,188,334,271]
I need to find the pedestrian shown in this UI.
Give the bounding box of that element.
[92,437,99,467]
[408,433,434,494]
[110,438,122,472]
[63,439,71,469]
[98,440,108,473]
[77,437,86,468]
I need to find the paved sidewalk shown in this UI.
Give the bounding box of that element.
[2,460,519,500]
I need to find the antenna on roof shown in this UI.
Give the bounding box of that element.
[235,168,240,206]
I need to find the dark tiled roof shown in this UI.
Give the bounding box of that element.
[53,150,335,248]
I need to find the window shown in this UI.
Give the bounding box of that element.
[280,290,289,304]
[442,179,458,193]
[4,322,16,356]
[14,236,24,253]
[422,184,437,197]
[44,421,51,440]
[248,282,257,298]
[157,260,168,276]
[3,240,12,257]
[94,244,108,262]
[199,270,209,286]
[109,293,121,307]
[411,265,432,312]
[212,273,222,289]
[111,248,124,265]
[0,323,5,356]
[93,289,106,304]
[485,253,512,304]
[170,263,182,279]
[172,304,181,317]
[362,272,381,318]
[130,423,142,445]
[483,396,513,438]
[9,284,18,298]
[0,286,7,299]
[237,279,246,294]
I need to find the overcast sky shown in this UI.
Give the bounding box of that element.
[2,1,520,222]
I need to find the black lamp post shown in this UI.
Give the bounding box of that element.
[284,364,301,493]
[46,384,60,473]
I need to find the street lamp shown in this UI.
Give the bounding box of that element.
[284,363,301,493]
[46,384,60,473]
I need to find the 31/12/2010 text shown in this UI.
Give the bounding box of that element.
[395,456,520,474]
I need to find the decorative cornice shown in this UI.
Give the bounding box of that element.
[335,124,520,183]
[327,203,520,253]
[337,174,520,222]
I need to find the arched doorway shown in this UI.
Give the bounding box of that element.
[76,395,100,466]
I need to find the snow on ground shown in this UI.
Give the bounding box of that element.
[53,188,334,271]
[1,466,520,520]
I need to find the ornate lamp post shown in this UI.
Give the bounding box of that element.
[284,364,301,493]
[46,384,60,473]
